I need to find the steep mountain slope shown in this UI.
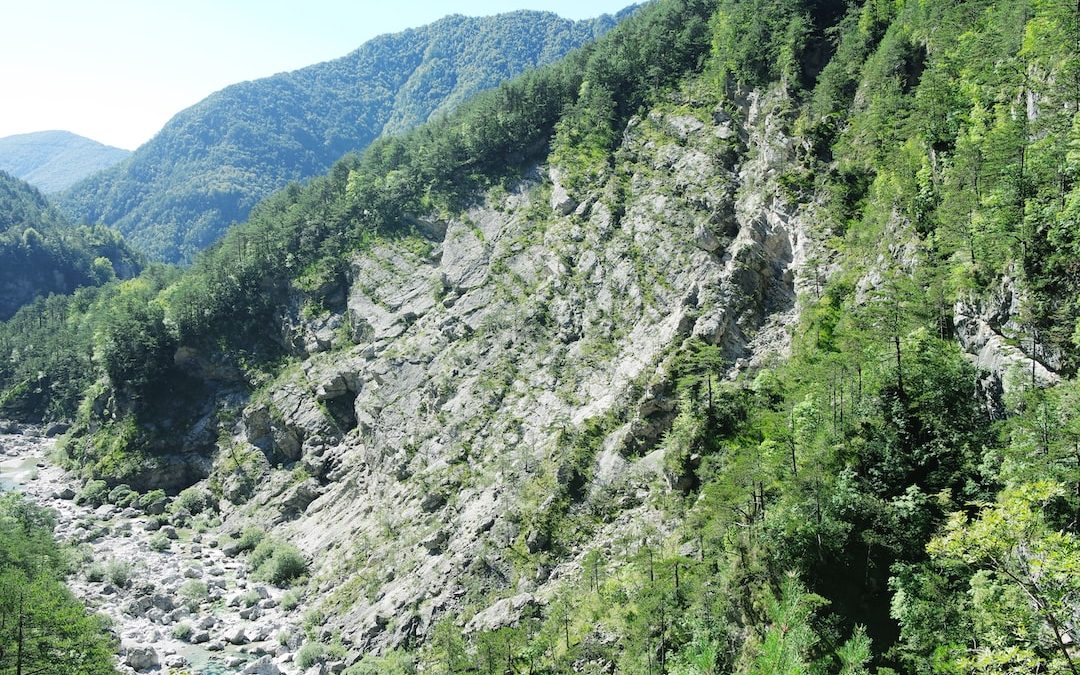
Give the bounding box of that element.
[58,9,633,263]
[0,130,130,193]
[0,171,139,321]
[2,0,1079,672]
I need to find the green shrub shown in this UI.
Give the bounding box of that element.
[105,560,132,588]
[281,589,301,611]
[303,608,326,630]
[179,579,207,599]
[236,526,265,553]
[179,580,208,609]
[172,486,213,515]
[253,542,308,586]
[296,641,346,670]
[249,538,276,568]
[138,489,168,514]
[107,484,137,507]
[86,561,105,582]
[148,533,170,552]
[346,650,417,675]
[172,622,193,640]
[241,589,261,608]
[75,479,108,506]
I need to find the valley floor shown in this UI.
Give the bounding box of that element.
[0,429,317,675]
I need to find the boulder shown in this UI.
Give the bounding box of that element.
[123,644,159,672]
[241,655,282,674]
[549,166,577,215]
[226,625,249,645]
[421,529,449,554]
[466,593,539,632]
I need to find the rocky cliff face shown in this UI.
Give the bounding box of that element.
[188,84,822,654]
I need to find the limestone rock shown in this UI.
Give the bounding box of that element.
[123,644,159,672]
[225,625,249,645]
[241,655,282,674]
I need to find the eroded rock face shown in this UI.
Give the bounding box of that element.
[189,86,821,659]
[955,273,1061,401]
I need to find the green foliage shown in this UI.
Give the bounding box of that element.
[280,589,301,611]
[172,485,213,516]
[137,489,167,513]
[745,575,827,674]
[178,579,208,610]
[0,170,139,323]
[346,649,417,674]
[104,560,132,588]
[148,532,170,552]
[236,525,266,553]
[0,493,115,673]
[74,479,109,507]
[249,536,308,586]
[296,640,347,669]
[240,589,261,608]
[924,481,1080,673]
[2,1,1080,672]
[171,622,193,640]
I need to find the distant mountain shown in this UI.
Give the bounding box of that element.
[59,8,635,263]
[0,131,130,193]
[0,170,139,320]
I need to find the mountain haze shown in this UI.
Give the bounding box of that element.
[0,130,130,193]
[59,8,634,263]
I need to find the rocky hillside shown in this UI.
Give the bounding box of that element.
[0,130,130,193]
[58,8,634,263]
[2,0,1079,672]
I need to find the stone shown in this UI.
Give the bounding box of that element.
[44,422,69,437]
[226,626,249,645]
[549,166,577,215]
[693,226,722,253]
[421,529,449,554]
[165,654,190,668]
[123,644,159,671]
[466,593,539,633]
[420,491,446,512]
[55,486,76,500]
[241,655,282,674]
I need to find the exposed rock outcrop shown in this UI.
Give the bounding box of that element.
[199,86,818,656]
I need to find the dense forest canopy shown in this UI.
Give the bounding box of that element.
[0,170,139,322]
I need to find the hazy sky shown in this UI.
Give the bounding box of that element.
[0,1,633,150]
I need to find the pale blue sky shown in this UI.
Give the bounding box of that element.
[1,1,633,150]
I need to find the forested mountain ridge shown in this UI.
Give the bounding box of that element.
[0,170,139,323]
[0,130,130,193]
[0,0,1078,672]
[57,8,634,263]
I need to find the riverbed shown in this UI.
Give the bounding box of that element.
[0,430,308,674]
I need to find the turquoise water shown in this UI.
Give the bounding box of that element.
[0,455,36,491]
[177,645,254,674]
